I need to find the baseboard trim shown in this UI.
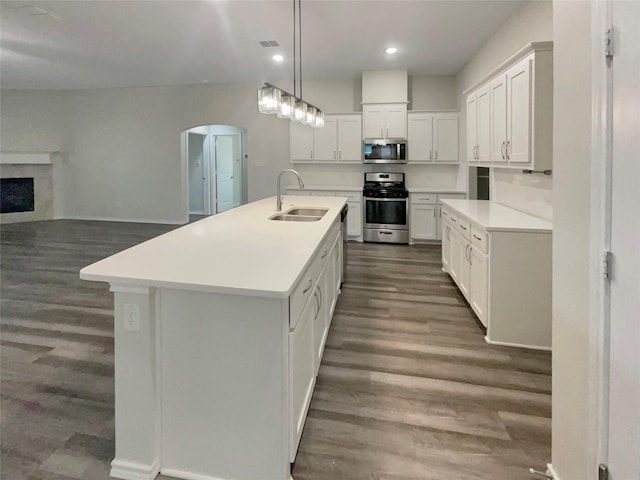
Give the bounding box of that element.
[484,336,552,352]
[547,463,561,480]
[160,467,227,480]
[64,215,185,225]
[110,459,160,480]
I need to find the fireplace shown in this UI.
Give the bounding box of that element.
[1,177,35,213]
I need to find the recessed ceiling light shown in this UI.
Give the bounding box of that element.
[272,54,284,62]
[385,47,398,55]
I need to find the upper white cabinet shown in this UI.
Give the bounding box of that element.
[465,42,553,170]
[467,85,491,164]
[362,103,407,139]
[407,112,459,163]
[291,114,362,164]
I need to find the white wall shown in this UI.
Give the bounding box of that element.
[455,0,553,220]
[551,2,592,479]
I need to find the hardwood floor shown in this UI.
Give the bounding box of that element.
[0,220,551,480]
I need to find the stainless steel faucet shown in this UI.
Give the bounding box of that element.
[277,169,304,211]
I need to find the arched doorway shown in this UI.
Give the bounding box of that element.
[183,125,247,216]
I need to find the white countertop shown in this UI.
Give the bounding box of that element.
[441,200,552,233]
[80,196,347,298]
[286,185,362,192]
[407,187,467,194]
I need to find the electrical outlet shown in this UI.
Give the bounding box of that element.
[124,303,140,332]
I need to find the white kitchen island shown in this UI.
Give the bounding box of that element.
[80,196,347,480]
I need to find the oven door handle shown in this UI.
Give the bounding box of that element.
[364,197,408,202]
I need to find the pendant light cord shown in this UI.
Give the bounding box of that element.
[298,0,302,101]
[292,0,297,98]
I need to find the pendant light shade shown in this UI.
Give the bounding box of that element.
[293,99,307,123]
[305,106,317,126]
[277,95,295,119]
[257,86,281,114]
[314,111,325,128]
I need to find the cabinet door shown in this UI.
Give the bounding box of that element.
[363,105,385,138]
[433,115,459,163]
[490,75,507,164]
[466,94,478,163]
[458,239,471,301]
[476,85,491,163]
[347,200,362,237]
[469,246,488,327]
[289,296,316,461]
[313,116,338,161]
[314,269,329,375]
[441,221,452,272]
[410,204,437,240]
[449,227,462,284]
[290,122,314,162]
[385,105,407,139]
[506,59,532,164]
[408,114,433,162]
[337,116,362,162]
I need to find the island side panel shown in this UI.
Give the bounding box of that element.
[159,288,290,480]
[487,231,552,350]
[110,286,161,480]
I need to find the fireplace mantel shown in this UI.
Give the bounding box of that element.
[0,152,54,165]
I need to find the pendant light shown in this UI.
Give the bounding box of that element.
[257,0,324,127]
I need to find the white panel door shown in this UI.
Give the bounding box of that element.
[215,135,236,213]
[313,116,338,161]
[410,204,437,240]
[506,59,532,164]
[408,114,433,162]
[363,105,385,138]
[607,1,640,477]
[476,85,492,163]
[385,105,407,139]
[188,133,206,214]
[337,115,362,162]
[490,75,508,163]
[469,246,488,327]
[433,115,459,162]
[466,94,478,163]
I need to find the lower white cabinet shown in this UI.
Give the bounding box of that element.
[410,192,466,244]
[347,199,362,238]
[289,291,316,461]
[441,201,552,350]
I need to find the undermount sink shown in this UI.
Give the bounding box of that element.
[270,214,322,222]
[285,208,328,217]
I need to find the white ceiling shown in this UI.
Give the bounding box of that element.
[0,0,522,90]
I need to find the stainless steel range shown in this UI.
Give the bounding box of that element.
[363,172,409,244]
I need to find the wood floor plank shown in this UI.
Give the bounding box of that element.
[1,220,551,479]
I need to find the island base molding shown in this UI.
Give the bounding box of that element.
[110,458,160,480]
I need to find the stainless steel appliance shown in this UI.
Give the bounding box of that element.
[363,172,409,244]
[363,140,407,164]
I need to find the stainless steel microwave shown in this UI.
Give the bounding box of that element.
[363,140,407,164]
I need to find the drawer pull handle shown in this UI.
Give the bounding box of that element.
[303,279,313,294]
[460,225,467,230]
[473,234,482,241]
[321,250,328,259]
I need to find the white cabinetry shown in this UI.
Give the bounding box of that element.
[465,42,553,170]
[363,103,407,139]
[407,112,459,163]
[409,194,437,241]
[440,200,552,350]
[290,114,362,164]
[467,85,491,163]
[409,192,466,244]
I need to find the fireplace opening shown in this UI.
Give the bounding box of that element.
[1,178,35,213]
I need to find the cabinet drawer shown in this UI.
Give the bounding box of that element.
[471,226,488,254]
[455,218,471,240]
[290,261,320,331]
[411,194,437,204]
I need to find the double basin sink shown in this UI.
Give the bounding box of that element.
[270,208,328,222]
